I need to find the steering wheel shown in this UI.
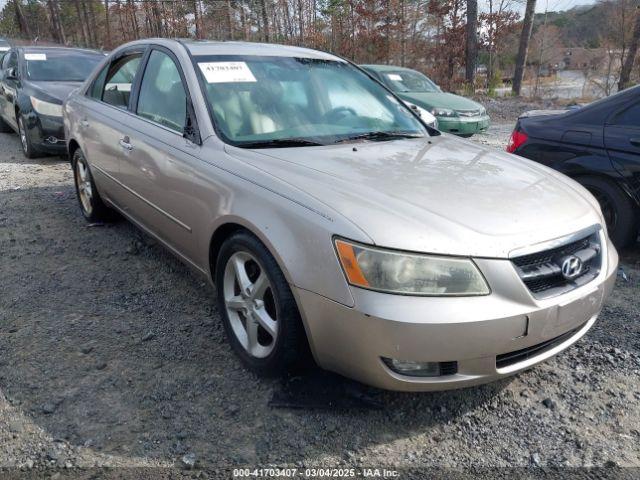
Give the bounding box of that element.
[323,106,358,123]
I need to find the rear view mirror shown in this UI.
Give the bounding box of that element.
[5,67,17,80]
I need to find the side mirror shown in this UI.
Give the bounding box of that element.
[5,67,17,80]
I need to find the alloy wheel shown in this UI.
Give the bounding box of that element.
[75,158,93,215]
[223,251,278,358]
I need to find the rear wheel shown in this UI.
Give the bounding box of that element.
[72,148,113,223]
[215,231,307,376]
[578,176,637,249]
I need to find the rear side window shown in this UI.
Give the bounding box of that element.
[611,102,640,128]
[101,54,142,109]
[136,50,186,133]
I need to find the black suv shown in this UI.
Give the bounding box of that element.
[508,86,640,249]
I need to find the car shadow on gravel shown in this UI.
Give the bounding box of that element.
[1,183,638,468]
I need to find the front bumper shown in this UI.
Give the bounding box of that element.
[295,235,618,391]
[437,114,490,135]
[25,112,66,154]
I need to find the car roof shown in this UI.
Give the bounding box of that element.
[181,40,340,60]
[360,64,417,73]
[117,38,343,61]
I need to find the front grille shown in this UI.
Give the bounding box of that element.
[496,323,585,369]
[456,109,482,117]
[511,231,601,299]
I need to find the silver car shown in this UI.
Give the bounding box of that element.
[64,39,618,391]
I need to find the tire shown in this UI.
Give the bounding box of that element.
[578,176,638,249]
[215,231,307,376]
[17,114,39,159]
[72,148,113,223]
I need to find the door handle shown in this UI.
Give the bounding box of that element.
[630,138,640,147]
[119,136,133,151]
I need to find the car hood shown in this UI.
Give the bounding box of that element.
[26,81,82,103]
[398,92,482,111]
[225,135,601,258]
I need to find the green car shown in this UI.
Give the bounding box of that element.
[361,64,490,137]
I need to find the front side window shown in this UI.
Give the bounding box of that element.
[136,50,186,133]
[382,70,439,93]
[102,54,142,109]
[194,55,426,146]
[24,50,103,82]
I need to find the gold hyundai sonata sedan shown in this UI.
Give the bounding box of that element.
[63,39,618,391]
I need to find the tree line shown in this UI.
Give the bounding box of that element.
[1,0,639,94]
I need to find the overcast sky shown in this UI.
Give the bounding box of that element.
[0,0,600,18]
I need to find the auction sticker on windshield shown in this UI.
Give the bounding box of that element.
[25,53,47,61]
[198,62,257,83]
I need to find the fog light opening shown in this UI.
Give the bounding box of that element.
[382,358,458,377]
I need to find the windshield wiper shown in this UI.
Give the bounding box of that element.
[334,131,424,144]
[237,138,324,149]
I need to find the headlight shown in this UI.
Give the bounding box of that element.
[431,108,456,117]
[30,97,63,117]
[479,106,486,116]
[335,239,490,296]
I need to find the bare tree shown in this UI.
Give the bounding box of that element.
[13,0,31,38]
[513,0,536,96]
[465,0,478,86]
[619,4,640,90]
[260,0,271,42]
[46,0,65,44]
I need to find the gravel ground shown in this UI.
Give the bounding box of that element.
[1,105,639,478]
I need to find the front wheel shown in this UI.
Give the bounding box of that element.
[215,231,307,376]
[578,176,637,249]
[17,114,39,158]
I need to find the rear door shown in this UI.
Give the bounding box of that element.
[604,100,640,200]
[116,46,204,263]
[79,48,145,204]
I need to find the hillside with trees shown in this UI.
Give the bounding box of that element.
[0,0,638,96]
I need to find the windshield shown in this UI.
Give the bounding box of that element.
[195,55,427,147]
[25,50,103,82]
[381,70,439,93]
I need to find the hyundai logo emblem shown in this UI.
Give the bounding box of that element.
[561,255,583,280]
